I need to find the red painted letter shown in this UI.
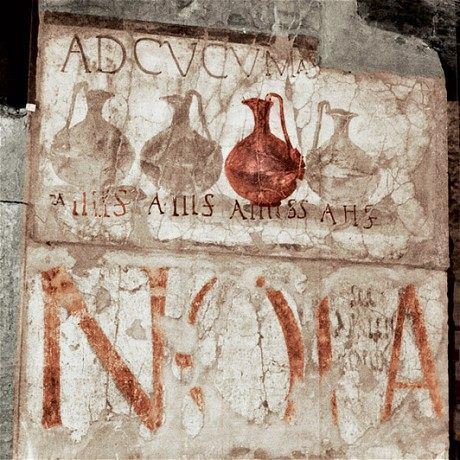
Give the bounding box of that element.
[41,266,167,430]
[382,284,442,420]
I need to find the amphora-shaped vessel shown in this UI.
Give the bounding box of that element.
[225,93,305,206]
[141,90,222,194]
[50,85,134,190]
[305,101,378,204]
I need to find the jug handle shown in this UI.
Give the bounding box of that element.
[311,100,330,152]
[65,82,89,132]
[188,90,212,141]
[266,92,293,151]
[58,81,88,150]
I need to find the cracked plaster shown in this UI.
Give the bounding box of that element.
[16,245,449,458]
[9,2,451,459]
[29,20,448,269]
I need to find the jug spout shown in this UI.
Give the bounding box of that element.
[329,108,357,119]
[87,90,114,110]
[243,98,273,133]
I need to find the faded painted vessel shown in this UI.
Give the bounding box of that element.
[305,101,379,205]
[225,93,305,206]
[141,90,222,194]
[50,86,134,190]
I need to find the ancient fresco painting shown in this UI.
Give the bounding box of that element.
[17,248,447,458]
[31,22,447,267]
[225,93,305,206]
[305,101,379,206]
[140,90,222,195]
[50,86,134,190]
[16,15,449,459]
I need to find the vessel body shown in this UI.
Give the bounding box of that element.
[225,95,304,206]
[306,104,378,205]
[50,90,134,190]
[141,91,222,194]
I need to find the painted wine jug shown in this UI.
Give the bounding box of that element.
[141,90,222,195]
[225,93,305,206]
[50,85,134,190]
[305,101,379,205]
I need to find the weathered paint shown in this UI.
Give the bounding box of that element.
[16,247,448,458]
[382,284,443,421]
[14,10,449,459]
[28,15,448,270]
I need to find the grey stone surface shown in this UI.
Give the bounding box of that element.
[0,202,25,460]
[41,0,322,35]
[40,0,443,78]
[319,0,442,77]
[0,109,27,202]
[0,107,27,459]
[357,0,457,99]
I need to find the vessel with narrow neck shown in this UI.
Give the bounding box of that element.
[225,93,304,206]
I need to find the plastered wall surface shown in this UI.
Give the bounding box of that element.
[30,20,447,269]
[17,246,448,458]
[0,0,452,459]
[0,110,27,460]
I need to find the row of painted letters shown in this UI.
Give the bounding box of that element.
[39,266,442,431]
[62,35,313,78]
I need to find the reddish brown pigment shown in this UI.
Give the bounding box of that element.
[188,277,217,325]
[41,267,160,430]
[225,93,304,206]
[382,284,442,420]
[78,314,157,429]
[175,353,193,368]
[256,276,265,288]
[315,297,338,425]
[316,298,332,376]
[41,269,63,428]
[261,278,304,390]
[330,392,338,425]
[283,399,296,422]
[144,267,168,430]
[190,386,204,411]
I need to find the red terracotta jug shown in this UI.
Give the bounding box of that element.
[225,93,304,206]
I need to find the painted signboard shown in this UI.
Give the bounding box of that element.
[15,12,449,459]
[17,246,447,458]
[29,14,447,268]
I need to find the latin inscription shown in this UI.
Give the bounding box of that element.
[49,191,380,229]
[60,34,317,79]
[40,266,442,431]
